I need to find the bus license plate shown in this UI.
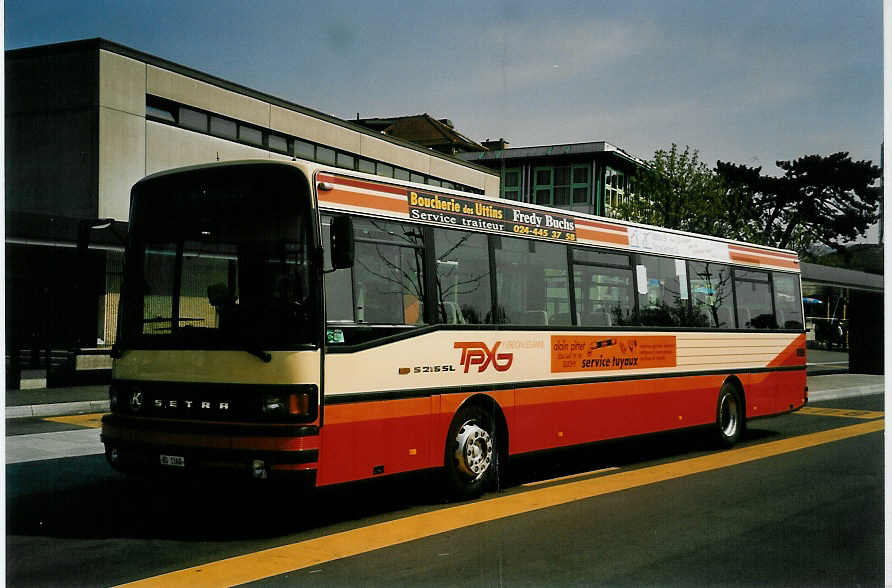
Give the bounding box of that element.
[160,454,185,467]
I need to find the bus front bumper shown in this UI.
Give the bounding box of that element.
[100,414,319,482]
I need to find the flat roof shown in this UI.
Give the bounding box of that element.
[6,38,497,178]
[459,141,646,166]
[800,262,883,292]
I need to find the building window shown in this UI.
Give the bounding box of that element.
[530,165,588,209]
[336,152,355,169]
[146,104,176,123]
[604,167,626,216]
[268,134,289,153]
[210,116,237,140]
[534,167,553,205]
[502,168,521,201]
[553,166,571,206]
[317,146,336,165]
[146,95,483,195]
[294,140,315,160]
[572,165,590,204]
[179,107,208,132]
[239,125,263,146]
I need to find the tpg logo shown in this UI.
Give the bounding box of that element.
[454,341,514,373]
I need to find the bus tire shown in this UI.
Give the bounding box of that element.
[444,402,498,500]
[715,382,744,448]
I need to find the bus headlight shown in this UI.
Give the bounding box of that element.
[262,394,286,415]
[261,385,317,421]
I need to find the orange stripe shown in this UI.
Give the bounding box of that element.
[231,436,320,452]
[318,188,409,214]
[728,243,797,260]
[576,227,630,245]
[514,375,725,407]
[728,252,800,269]
[575,219,628,232]
[271,462,318,471]
[324,396,433,424]
[318,173,408,197]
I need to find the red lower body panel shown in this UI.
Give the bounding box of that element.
[102,370,806,485]
[315,370,807,486]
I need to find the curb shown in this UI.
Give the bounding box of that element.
[6,400,110,419]
[808,385,885,403]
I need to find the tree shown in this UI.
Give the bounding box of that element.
[715,152,881,254]
[613,144,733,238]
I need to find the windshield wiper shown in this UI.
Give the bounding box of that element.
[110,344,126,359]
[244,348,272,363]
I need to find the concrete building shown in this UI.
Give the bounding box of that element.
[5,38,499,364]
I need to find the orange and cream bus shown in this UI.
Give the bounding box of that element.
[98,159,807,498]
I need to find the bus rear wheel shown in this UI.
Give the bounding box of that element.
[715,382,744,447]
[444,403,498,500]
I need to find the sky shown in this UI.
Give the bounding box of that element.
[4,0,883,177]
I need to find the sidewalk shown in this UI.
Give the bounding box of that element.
[805,373,885,402]
[6,383,110,419]
[3,372,885,420]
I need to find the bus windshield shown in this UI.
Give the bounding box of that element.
[118,164,318,351]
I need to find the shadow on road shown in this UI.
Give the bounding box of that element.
[6,422,785,545]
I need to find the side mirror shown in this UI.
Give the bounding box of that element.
[77,218,116,256]
[330,215,354,270]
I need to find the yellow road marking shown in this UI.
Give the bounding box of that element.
[45,413,105,428]
[522,466,620,487]
[118,419,883,588]
[795,407,884,420]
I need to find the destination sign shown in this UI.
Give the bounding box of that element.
[407,191,577,242]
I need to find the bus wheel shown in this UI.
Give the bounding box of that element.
[715,382,744,448]
[444,403,497,500]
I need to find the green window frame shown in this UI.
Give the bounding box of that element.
[571,164,591,204]
[502,168,521,200]
[530,165,590,208]
[533,166,553,205]
[553,165,571,206]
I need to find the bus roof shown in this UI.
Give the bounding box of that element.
[139,158,800,273]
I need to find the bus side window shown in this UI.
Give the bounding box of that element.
[432,228,491,325]
[570,247,634,328]
[352,217,425,325]
[734,269,776,329]
[494,237,570,327]
[688,261,735,329]
[635,254,688,327]
[772,272,804,329]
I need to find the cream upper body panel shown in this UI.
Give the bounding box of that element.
[113,350,320,385]
[324,329,802,398]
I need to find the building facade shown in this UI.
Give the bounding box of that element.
[459,141,645,217]
[5,38,499,360]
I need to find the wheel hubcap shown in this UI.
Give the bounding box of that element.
[720,393,739,437]
[454,421,493,480]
